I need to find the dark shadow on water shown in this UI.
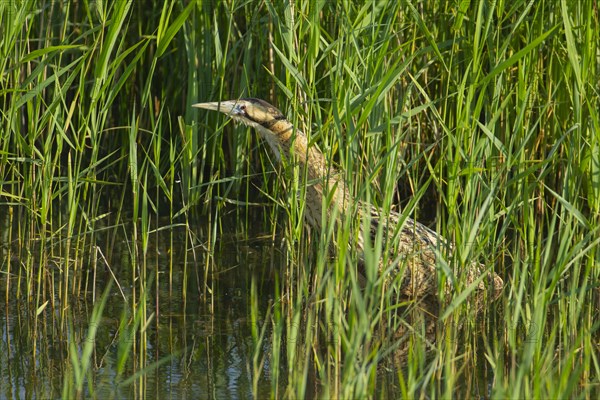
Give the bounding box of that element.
[0,204,283,398]
[0,204,501,398]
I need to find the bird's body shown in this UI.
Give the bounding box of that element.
[194,98,503,301]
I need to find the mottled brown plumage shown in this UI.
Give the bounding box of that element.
[193,98,503,303]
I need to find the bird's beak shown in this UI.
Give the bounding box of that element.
[192,100,238,116]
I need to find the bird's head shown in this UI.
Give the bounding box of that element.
[192,98,286,130]
[194,97,301,161]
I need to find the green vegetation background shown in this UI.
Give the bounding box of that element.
[1,1,598,398]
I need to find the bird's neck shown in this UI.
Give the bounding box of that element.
[254,119,351,227]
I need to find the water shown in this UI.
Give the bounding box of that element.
[0,205,282,398]
[0,204,503,398]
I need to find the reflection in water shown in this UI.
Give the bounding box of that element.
[0,205,281,398]
[0,205,499,398]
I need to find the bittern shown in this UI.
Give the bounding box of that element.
[193,98,503,302]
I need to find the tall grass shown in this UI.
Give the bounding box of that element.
[1,0,598,398]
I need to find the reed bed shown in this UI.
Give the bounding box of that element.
[1,0,598,398]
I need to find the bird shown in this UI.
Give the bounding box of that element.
[193,98,503,304]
